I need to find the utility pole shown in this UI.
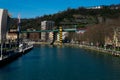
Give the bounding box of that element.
[17,14,21,46]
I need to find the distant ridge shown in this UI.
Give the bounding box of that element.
[9,4,120,30]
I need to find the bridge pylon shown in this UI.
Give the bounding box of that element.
[59,27,62,47]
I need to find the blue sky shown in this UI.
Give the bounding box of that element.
[0,0,120,18]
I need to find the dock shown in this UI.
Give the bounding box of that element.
[0,42,33,66]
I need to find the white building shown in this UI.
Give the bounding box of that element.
[41,21,55,41]
[49,32,53,42]
[57,32,68,41]
[0,9,8,43]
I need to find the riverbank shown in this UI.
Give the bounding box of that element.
[33,42,120,57]
[63,43,120,57]
[32,42,50,45]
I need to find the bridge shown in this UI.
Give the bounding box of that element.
[20,28,76,46]
[21,28,76,33]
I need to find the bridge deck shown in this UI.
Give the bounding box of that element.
[21,28,76,33]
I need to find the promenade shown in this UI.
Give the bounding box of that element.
[63,43,120,57]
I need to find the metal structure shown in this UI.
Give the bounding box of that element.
[20,28,76,46]
[21,28,76,33]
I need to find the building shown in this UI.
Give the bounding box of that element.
[49,32,53,41]
[57,32,68,42]
[6,29,17,41]
[113,28,120,47]
[41,21,55,41]
[105,27,120,48]
[88,6,102,9]
[76,28,86,34]
[28,33,40,41]
[0,9,9,43]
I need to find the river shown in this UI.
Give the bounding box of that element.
[0,45,120,80]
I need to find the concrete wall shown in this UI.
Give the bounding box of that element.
[0,9,8,43]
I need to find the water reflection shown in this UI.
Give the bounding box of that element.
[0,45,120,80]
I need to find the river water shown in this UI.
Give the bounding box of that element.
[0,45,120,80]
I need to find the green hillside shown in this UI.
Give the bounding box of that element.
[9,4,120,30]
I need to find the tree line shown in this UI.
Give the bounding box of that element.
[68,18,120,47]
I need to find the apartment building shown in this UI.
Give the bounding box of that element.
[41,21,55,41]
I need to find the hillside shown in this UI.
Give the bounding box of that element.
[9,4,120,30]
